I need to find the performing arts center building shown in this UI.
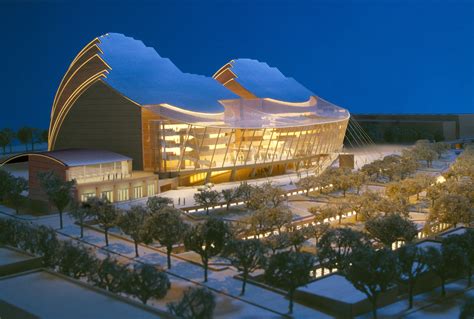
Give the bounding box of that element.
[45,33,349,197]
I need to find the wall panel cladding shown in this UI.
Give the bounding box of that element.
[54,80,144,170]
[29,156,67,201]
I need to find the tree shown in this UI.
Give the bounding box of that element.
[266,207,292,234]
[287,229,307,252]
[365,214,418,248]
[332,168,353,197]
[147,206,188,269]
[346,191,383,221]
[17,126,33,151]
[262,233,290,255]
[221,188,240,211]
[397,244,427,308]
[332,201,351,225]
[426,183,445,207]
[184,217,229,282]
[361,160,383,181]
[237,181,254,207]
[248,207,292,236]
[412,140,438,168]
[0,169,13,201]
[37,171,75,229]
[124,264,170,304]
[246,182,286,210]
[224,239,266,295]
[399,150,419,179]
[444,231,474,287]
[0,128,15,153]
[117,205,149,257]
[296,175,317,194]
[31,128,43,150]
[317,228,369,272]
[56,242,97,279]
[264,251,315,314]
[147,196,173,213]
[194,189,220,215]
[343,247,398,319]
[424,242,466,297]
[305,223,330,252]
[69,200,92,238]
[351,171,367,194]
[431,193,472,227]
[93,197,120,246]
[308,205,335,224]
[0,129,10,154]
[460,297,474,319]
[378,196,410,217]
[89,257,128,293]
[167,287,215,319]
[385,181,412,202]
[5,176,28,214]
[40,129,49,145]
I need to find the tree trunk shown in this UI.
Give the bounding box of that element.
[206,207,209,215]
[105,229,109,246]
[203,257,209,282]
[371,295,378,319]
[226,203,230,211]
[80,223,84,238]
[339,215,342,224]
[288,289,294,314]
[408,281,414,309]
[134,240,139,257]
[441,278,446,296]
[59,210,63,229]
[167,246,172,269]
[468,267,472,287]
[241,272,247,295]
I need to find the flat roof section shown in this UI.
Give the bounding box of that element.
[0,270,170,319]
[0,246,33,267]
[298,274,367,304]
[41,149,132,167]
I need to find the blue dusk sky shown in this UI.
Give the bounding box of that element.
[0,0,473,130]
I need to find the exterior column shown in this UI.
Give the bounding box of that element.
[112,184,117,203]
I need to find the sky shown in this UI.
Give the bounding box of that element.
[0,0,473,130]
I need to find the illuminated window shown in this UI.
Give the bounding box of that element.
[80,192,95,202]
[190,173,206,183]
[133,186,143,199]
[117,188,129,201]
[101,190,113,202]
[147,183,155,196]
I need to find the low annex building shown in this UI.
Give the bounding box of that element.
[48,33,350,187]
[3,149,160,203]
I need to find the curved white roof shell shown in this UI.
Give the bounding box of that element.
[96,33,349,128]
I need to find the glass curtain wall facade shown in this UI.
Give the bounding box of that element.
[149,119,348,185]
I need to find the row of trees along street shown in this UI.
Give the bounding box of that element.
[0,218,216,319]
[0,126,48,154]
[0,140,472,317]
